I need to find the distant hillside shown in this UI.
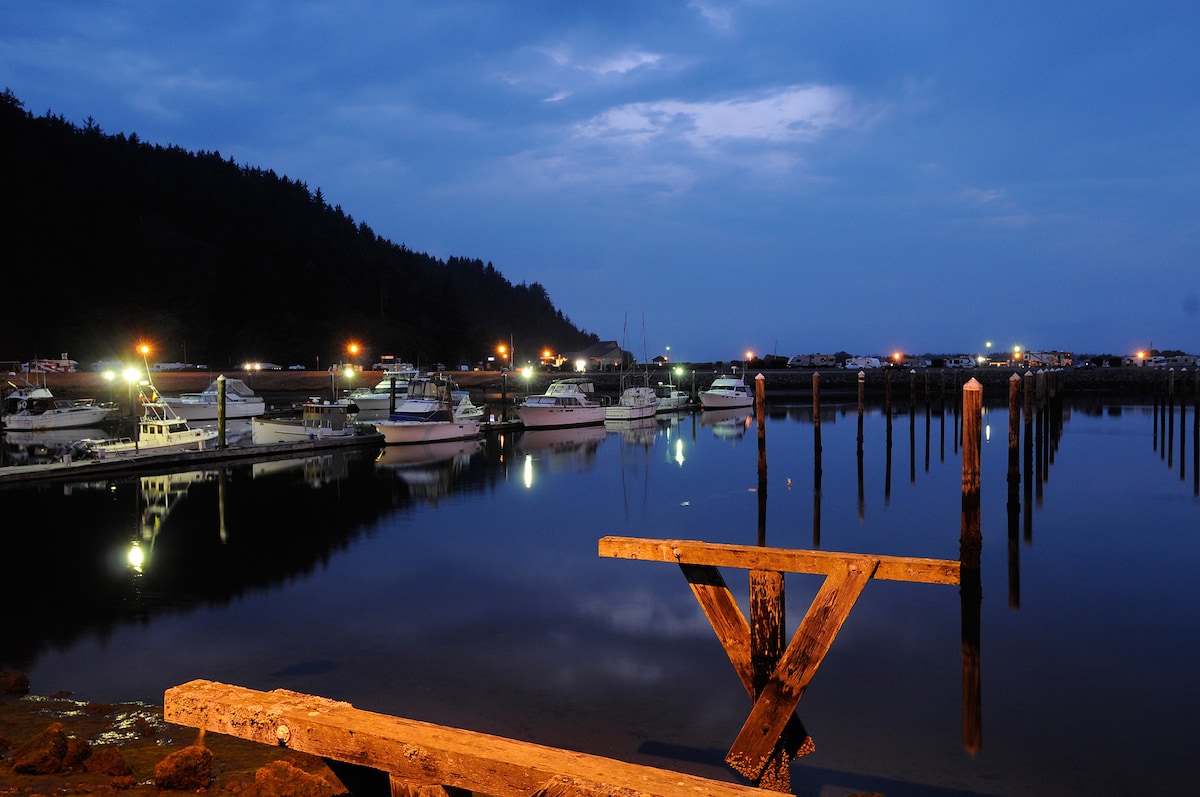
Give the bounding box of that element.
[0,89,597,369]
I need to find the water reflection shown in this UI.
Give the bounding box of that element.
[1,392,1197,795]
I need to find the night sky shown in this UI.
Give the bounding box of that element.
[4,1,1197,361]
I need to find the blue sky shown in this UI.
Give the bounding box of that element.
[3,1,1197,362]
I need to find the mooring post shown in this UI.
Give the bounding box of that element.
[812,372,822,547]
[1007,373,1022,610]
[960,377,983,755]
[216,374,227,450]
[857,370,866,518]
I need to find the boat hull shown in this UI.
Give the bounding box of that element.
[251,419,359,445]
[160,399,265,421]
[2,406,114,430]
[516,405,606,429]
[84,429,219,459]
[376,419,482,445]
[698,393,753,409]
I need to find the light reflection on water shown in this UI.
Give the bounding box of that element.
[2,395,1198,796]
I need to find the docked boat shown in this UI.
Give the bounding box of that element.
[346,366,420,411]
[251,399,363,444]
[653,379,692,412]
[388,377,483,422]
[77,395,218,458]
[160,377,266,420]
[605,385,659,421]
[376,377,483,444]
[698,374,754,409]
[516,377,607,429]
[2,380,116,430]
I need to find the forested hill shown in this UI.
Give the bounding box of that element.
[0,89,598,369]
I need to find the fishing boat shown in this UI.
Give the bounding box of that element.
[77,393,218,458]
[159,377,266,420]
[251,398,363,444]
[516,377,607,429]
[2,380,116,430]
[698,374,754,409]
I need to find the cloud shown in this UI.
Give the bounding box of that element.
[576,83,862,150]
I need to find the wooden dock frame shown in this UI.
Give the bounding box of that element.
[163,679,783,797]
[597,536,961,789]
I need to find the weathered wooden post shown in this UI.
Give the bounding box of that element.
[1007,373,1022,610]
[909,369,917,484]
[812,372,822,547]
[961,377,983,754]
[857,370,865,519]
[750,372,789,790]
[1023,370,1034,543]
[216,374,227,450]
[1168,369,1176,469]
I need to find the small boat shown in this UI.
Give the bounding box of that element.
[346,366,420,411]
[653,380,692,412]
[516,377,607,429]
[2,380,116,430]
[388,377,482,422]
[376,378,483,445]
[78,394,218,458]
[251,398,363,444]
[160,377,266,420]
[699,374,754,409]
[375,412,482,445]
[605,385,659,421]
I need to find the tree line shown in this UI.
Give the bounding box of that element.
[0,89,597,370]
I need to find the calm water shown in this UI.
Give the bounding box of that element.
[3,393,1198,796]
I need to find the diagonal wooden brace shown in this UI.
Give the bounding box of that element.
[724,557,879,780]
[681,563,813,761]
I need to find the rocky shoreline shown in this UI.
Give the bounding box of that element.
[0,671,346,796]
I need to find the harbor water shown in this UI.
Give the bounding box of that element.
[2,391,1197,796]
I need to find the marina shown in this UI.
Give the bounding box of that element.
[1,368,1196,795]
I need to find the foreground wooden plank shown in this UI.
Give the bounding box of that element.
[164,680,778,797]
[599,537,960,585]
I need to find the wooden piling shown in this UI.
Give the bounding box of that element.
[960,377,983,755]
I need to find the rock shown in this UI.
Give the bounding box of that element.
[154,744,213,790]
[62,735,92,769]
[11,721,68,774]
[0,670,30,695]
[85,745,133,777]
[252,759,342,797]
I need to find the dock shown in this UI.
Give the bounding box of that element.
[0,432,385,488]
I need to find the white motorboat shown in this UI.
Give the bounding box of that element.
[2,380,116,430]
[699,374,754,409]
[160,377,266,420]
[78,395,218,458]
[346,366,420,411]
[376,377,483,444]
[605,385,659,421]
[376,413,482,445]
[516,377,607,429]
[653,380,692,412]
[251,399,362,444]
[388,377,482,422]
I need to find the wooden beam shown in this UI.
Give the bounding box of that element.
[679,564,813,762]
[725,557,878,780]
[599,536,959,585]
[164,680,779,797]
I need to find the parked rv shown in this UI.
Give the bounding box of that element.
[844,356,882,369]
